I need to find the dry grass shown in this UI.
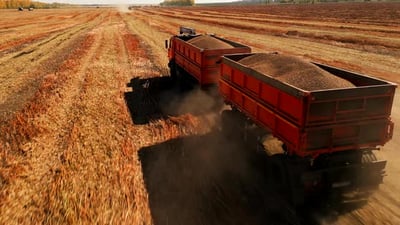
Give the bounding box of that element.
[121,12,171,76]
[0,9,214,224]
[1,5,399,225]
[0,9,104,122]
[0,8,102,52]
[0,11,149,224]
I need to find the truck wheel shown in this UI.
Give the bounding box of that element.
[168,60,177,81]
[175,66,188,92]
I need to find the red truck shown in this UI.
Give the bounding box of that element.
[166,28,397,205]
[167,27,251,90]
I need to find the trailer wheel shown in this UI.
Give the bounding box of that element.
[221,110,245,139]
[360,150,385,188]
[221,110,234,136]
[266,154,287,190]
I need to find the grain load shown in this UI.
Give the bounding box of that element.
[238,53,355,90]
[188,35,233,49]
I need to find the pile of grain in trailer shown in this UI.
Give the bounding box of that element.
[188,35,234,49]
[238,53,355,91]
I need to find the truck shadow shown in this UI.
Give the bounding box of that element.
[124,76,174,124]
[124,76,221,125]
[138,130,369,225]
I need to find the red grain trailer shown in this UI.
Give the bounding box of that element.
[219,52,397,204]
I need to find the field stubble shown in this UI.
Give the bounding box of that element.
[0,8,203,224]
[0,3,400,225]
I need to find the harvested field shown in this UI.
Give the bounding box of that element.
[1,2,400,225]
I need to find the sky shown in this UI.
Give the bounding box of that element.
[38,0,236,5]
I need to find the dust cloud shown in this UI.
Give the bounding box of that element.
[115,4,130,13]
[156,85,223,131]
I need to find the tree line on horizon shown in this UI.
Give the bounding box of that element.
[0,0,72,9]
[157,0,393,6]
[160,0,195,6]
[1,0,395,9]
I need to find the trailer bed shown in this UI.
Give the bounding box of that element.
[219,53,397,157]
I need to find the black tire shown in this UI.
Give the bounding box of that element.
[221,109,245,139]
[168,60,177,82]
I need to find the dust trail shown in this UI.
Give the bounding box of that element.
[115,4,130,13]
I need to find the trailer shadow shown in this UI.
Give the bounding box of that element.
[138,130,300,225]
[138,129,370,225]
[124,76,221,125]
